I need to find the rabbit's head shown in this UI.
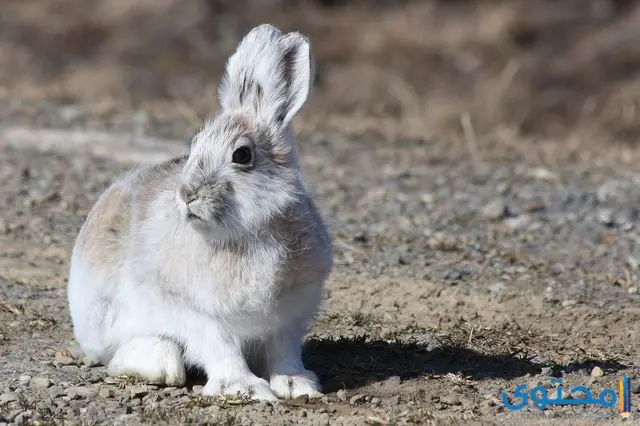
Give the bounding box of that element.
[177,24,314,240]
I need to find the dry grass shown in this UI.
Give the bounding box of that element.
[1,0,640,153]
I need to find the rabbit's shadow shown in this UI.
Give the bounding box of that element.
[301,336,628,393]
[184,335,627,392]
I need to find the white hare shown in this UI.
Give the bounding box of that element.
[67,24,333,401]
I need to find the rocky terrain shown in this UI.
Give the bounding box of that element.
[2,1,640,424]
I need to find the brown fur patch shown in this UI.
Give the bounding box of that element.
[224,114,253,136]
[76,184,131,270]
[258,128,293,167]
[134,155,188,223]
[77,155,189,269]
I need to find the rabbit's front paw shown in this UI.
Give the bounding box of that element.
[203,376,278,402]
[270,369,323,399]
[107,336,186,386]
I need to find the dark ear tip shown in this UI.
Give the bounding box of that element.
[280,31,315,82]
[280,32,311,48]
[279,31,313,67]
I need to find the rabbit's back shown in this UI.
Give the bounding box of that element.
[71,155,187,272]
[68,156,187,359]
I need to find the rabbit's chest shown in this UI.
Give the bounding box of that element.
[181,245,292,318]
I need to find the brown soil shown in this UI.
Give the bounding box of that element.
[1,1,640,425]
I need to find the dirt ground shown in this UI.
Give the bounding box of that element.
[2,1,640,425]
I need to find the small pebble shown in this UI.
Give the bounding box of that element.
[130,385,149,398]
[444,267,473,281]
[349,394,365,405]
[597,180,623,203]
[504,215,531,230]
[631,382,640,394]
[176,396,190,405]
[59,105,82,122]
[0,392,21,403]
[540,367,553,376]
[481,199,506,220]
[81,371,104,384]
[488,282,505,295]
[48,386,65,398]
[192,385,204,395]
[29,376,52,389]
[13,411,30,425]
[318,413,330,425]
[570,388,589,400]
[6,411,20,422]
[98,388,114,399]
[66,345,84,358]
[54,356,75,366]
[591,366,604,377]
[169,388,187,398]
[66,408,80,417]
[54,349,72,358]
[529,167,558,182]
[82,357,100,367]
[18,375,32,386]
[550,263,565,275]
[290,394,309,405]
[620,222,634,231]
[66,386,99,399]
[61,366,80,373]
[597,209,614,226]
[336,389,347,402]
[145,393,163,405]
[440,394,462,406]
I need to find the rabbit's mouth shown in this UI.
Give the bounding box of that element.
[184,198,229,227]
[186,210,201,222]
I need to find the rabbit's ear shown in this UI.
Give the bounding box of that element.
[218,24,315,128]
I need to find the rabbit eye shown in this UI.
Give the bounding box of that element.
[232,146,252,165]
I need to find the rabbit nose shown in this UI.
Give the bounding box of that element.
[179,185,198,205]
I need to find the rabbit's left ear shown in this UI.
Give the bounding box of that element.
[218,24,315,128]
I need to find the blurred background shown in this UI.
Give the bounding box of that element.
[3,5,640,423]
[1,0,640,150]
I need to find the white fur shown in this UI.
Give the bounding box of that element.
[219,24,315,128]
[67,24,332,402]
[107,336,186,386]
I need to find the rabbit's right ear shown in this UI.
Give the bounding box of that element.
[218,24,315,129]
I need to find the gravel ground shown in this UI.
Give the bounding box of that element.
[1,105,640,425]
[3,1,640,424]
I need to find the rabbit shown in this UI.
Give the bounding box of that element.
[67,24,333,402]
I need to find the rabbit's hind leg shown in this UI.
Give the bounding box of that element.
[107,336,186,386]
